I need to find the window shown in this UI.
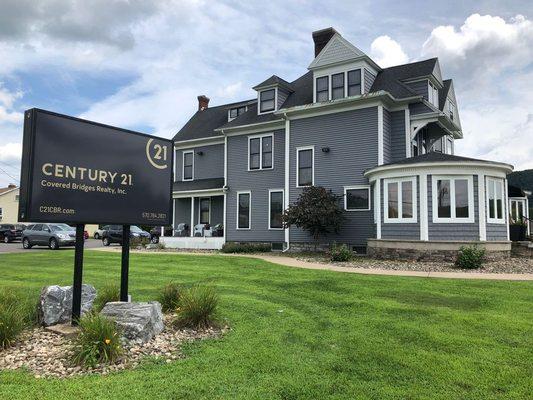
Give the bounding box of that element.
[14,195,19,201]
[269,190,284,229]
[432,176,474,223]
[248,134,273,170]
[344,186,370,211]
[449,102,455,121]
[237,192,251,229]
[331,73,344,100]
[428,81,439,108]
[411,139,419,157]
[229,106,246,121]
[384,177,417,223]
[259,89,275,113]
[182,150,194,181]
[199,198,210,224]
[316,76,329,102]
[510,199,526,223]
[296,147,314,187]
[0,207,2,220]
[347,69,361,96]
[445,137,453,154]
[486,177,505,223]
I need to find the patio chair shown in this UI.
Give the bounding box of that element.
[175,223,189,237]
[193,224,205,237]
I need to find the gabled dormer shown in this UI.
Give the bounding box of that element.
[253,75,294,115]
[401,58,444,109]
[308,28,381,103]
[440,79,462,131]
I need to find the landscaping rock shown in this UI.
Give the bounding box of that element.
[39,284,97,326]
[100,301,164,343]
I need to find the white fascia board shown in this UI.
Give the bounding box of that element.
[174,137,225,149]
[173,188,225,198]
[216,120,284,136]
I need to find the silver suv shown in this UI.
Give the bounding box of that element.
[22,223,77,250]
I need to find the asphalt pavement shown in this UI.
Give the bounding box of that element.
[0,238,105,254]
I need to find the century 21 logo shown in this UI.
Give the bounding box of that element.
[146,139,169,170]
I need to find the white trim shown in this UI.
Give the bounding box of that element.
[284,116,290,245]
[478,174,487,240]
[344,185,371,211]
[190,197,195,237]
[182,150,194,181]
[486,176,506,224]
[505,179,510,240]
[431,175,475,223]
[258,88,277,115]
[174,137,225,149]
[268,189,285,230]
[236,191,251,230]
[375,180,381,239]
[173,188,225,198]
[365,162,513,179]
[198,197,211,225]
[377,105,384,165]
[296,146,314,187]
[404,108,411,158]
[419,173,428,240]
[383,177,418,223]
[223,193,227,239]
[247,133,274,171]
[224,135,228,186]
[172,199,176,235]
[219,120,285,136]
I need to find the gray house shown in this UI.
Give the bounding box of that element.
[168,27,513,259]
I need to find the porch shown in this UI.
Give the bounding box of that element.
[159,236,225,250]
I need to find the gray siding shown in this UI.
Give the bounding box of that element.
[210,196,224,226]
[406,80,428,100]
[174,198,191,227]
[383,109,392,163]
[174,143,224,181]
[364,68,376,94]
[380,177,420,240]
[409,102,433,115]
[486,223,507,241]
[289,107,378,245]
[428,175,479,240]
[226,130,285,242]
[390,110,406,162]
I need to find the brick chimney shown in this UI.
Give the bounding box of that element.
[8,184,16,189]
[312,27,337,57]
[197,95,210,111]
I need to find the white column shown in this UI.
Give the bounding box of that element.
[478,174,486,241]
[284,117,290,246]
[377,105,384,165]
[375,179,381,239]
[504,179,510,240]
[161,226,165,238]
[223,193,227,240]
[190,196,195,237]
[420,173,429,241]
[171,198,176,236]
[404,108,411,158]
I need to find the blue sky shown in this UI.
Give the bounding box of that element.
[0,0,532,186]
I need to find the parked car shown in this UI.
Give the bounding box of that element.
[22,223,76,250]
[101,225,150,246]
[149,226,174,244]
[93,225,109,240]
[0,224,26,243]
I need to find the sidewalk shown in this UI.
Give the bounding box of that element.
[90,247,533,281]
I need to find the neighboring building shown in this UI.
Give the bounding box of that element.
[0,184,20,224]
[169,27,513,258]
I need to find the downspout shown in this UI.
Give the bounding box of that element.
[282,112,290,252]
[222,130,227,245]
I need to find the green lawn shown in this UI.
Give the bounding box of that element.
[0,251,531,400]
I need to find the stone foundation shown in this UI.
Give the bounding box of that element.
[511,241,533,258]
[287,242,332,252]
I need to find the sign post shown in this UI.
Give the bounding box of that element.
[18,109,173,325]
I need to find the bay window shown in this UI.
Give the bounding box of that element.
[384,177,417,223]
[486,177,505,223]
[432,175,474,223]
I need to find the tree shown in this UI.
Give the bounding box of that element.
[282,186,345,249]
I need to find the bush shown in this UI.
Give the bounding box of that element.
[221,242,271,254]
[456,245,486,269]
[0,304,25,349]
[173,286,219,329]
[130,236,150,248]
[93,284,120,312]
[329,243,353,262]
[158,282,182,313]
[71,313,122,368]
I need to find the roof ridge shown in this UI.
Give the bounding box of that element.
[382,57,438,71]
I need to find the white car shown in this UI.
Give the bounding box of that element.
[93,225,109,240]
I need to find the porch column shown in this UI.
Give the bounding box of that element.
[478,173,486,241]
[374,179,381,239]
[419,173,429,241]
[190,196,195,237]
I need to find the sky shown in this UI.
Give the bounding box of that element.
[0,0,532,187]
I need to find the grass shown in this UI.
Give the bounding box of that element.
[0,250,531,399]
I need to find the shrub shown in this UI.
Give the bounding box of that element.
[71,313,122,368]
[158,282,182,313]
[329,243,353,262]
[93,284,120,312]
[130,236,150,248]
[455,245,486,269]
[173,286,219,329]
[0,304,25,349]
[0,288,38,328]
[221,242,271,254]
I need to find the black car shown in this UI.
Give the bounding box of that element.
[149,226,175,244]
[0,224,25,243]
[102,225,150,246]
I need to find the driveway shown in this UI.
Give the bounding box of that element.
[0,238,105,254]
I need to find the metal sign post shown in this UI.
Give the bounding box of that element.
[120,225,131,302]
[71,224,85,325]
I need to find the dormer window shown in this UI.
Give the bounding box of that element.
[428,82,439,108]
[259,89,275,113]
[449,102,455,121]
[228,106,246,121]
[316,76,329,102]
[331,73,344,100]
[347,69,361,96]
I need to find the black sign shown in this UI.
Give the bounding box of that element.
[19,109,173,226]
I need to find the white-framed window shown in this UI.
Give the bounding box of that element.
[486,177,505,224]
[445,136,453,155]
[347,69,361,96]
[268,189,284,230]
[248,133,273,171]
[182,150,194,181]
[259,89,276,113]
[228,106,246,122]
[316,76,329,102]
[237,191,251,229]
[510,198,526,223]
[428,81,439,108]
[448,101,455,121]
[344,186,371,211]
[331,72,345,100]
[384,177,417,223]
[432,175,474,223]
[296,146,314,187]
[199,197,210,224]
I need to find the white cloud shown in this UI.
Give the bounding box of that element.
[0,142,22,162]
[370,35,409,67]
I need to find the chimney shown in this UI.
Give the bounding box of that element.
[197,95,210,111]
[312,27,337,57]
[8,184,16,189]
